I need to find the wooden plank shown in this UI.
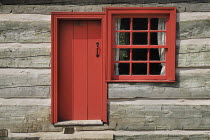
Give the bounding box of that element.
[87,21,103,120]
[57,20,73,121]
[73,21,88,120]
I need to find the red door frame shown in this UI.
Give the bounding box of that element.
[51,12,107,123]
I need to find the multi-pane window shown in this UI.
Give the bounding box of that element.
[112,15,173,80]
[107,7,176,82]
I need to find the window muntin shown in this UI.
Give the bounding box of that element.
[113,16,168,79]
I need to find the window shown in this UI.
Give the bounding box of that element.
[106,7,176,82]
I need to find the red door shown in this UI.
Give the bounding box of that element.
[58,20,103,121]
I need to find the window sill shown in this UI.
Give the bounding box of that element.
[54,120,103,127]
[106,80,175,83]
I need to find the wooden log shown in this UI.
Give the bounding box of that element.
[0,69,50,88]
[109,68,210,99]
[0,98,62,133]
[0,43,50,68]
[177,38,210,67]
[110,99,210,130]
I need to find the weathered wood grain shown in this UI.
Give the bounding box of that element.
[1,39,210,68]
[0,13,209,42]
[178,19,210,40]
[0,69,50,98]
[0,69,50,88]
[0,86,50,99]
[110,99,210,130]
[177,38,210,67]
[0,43,50,68]
[109,68,210,99]
[1,0,210,5]
[0,21,50,43]
[0,3,210,15]
[0,98,62,133]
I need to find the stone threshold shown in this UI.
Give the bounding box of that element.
[54,120,103,127]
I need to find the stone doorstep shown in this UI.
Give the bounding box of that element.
[54,120,104,127]
[7,131,210,140]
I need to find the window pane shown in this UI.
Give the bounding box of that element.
[150,18,166,30]
[150,63,165,75]
[133,18,148,30]
[150,48,166,61]
[115,32,130,45]
[115,18,130,30]
[114,63,130,75]
[150,32,166,45]
[133,32,148,45]
[132,49,147,61]
[115,49,130,61]
[132,63,147,75]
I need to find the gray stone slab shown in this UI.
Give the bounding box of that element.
[109,68,210,99]
[0,99,62,133]
[54,120,103,126]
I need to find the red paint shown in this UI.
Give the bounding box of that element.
[106,7,176,82]
[51,13,107,123]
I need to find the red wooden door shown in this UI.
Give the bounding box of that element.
[58,20,102,121]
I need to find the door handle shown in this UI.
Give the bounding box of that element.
[96,42,99,57]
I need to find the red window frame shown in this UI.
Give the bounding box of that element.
[106,7,176,82]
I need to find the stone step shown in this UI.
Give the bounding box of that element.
[114,130,210,140]
[8,131,114,140]
[7,130,210,140]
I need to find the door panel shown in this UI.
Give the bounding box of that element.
[58,21,73,121]
[73,21,88,120]
[58,20,102,121]
[87,21,102,119]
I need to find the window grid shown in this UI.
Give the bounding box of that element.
[114,17,167,76]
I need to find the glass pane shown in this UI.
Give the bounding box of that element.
[150,18,166,30]
[150,48,166,61]
[115,18,130,30]
[150,63,165,75]
[115,49,130,61]
[133,18,148,30]
[114,63,130,75]
[133,32,148,45]
[132,49,147,61]
[132,63,147,75]
[150,32,166,45]
[115,32,130,45]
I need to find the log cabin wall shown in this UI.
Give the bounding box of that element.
[0,0,210,139]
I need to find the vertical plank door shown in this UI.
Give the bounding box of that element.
[58,20,103,121]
